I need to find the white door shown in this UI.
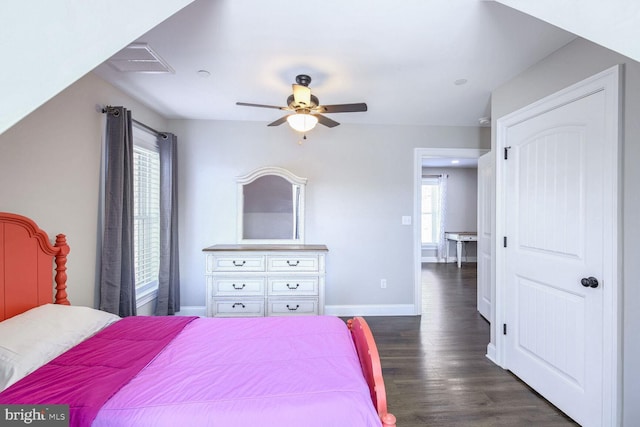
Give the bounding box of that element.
[477,152,492,321]
[503,88,613,426]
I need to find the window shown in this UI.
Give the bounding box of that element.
[133,127,160,304]
[421,177,441,245]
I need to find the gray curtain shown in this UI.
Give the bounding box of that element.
[99,106,137,317]
[156,133,181,315]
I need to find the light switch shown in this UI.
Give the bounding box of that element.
[401,216,412,225]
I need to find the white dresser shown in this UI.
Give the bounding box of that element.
[203,244,328,317]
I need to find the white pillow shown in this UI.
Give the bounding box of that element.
[0,304,120,391]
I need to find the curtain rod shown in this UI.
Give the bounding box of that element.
[101,106,167,139]
[133,119,167,139]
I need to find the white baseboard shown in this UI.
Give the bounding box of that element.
[486,343,497,365]
[421,257,478,264]
[324,304,416,317]
[176,306,206,317]
[176,305,416,317]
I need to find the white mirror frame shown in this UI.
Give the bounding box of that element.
[237,166,307,244]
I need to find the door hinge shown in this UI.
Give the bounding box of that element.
[504,146,512,160]
[503,324,507,335]
[503,236,507,247]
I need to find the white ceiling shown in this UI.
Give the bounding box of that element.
[93,0,576,128]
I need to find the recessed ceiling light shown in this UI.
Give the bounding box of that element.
[454,79,468,86]
[451,160,460,164]
[197,69,211,78]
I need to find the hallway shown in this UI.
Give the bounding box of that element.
[364,263,578,426]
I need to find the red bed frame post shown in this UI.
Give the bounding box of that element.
[54,233,70,305]
[348,317,397,427]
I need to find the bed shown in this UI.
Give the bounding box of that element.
[0,212,396,427]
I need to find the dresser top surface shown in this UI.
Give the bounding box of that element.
[203,244,328,252]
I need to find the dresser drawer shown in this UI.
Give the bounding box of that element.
[211,277,265,296]
[207,254,265,272]
[267,298,318,316]
[267,255,319,272]
[211,298,265,317]
[267,277,318,296]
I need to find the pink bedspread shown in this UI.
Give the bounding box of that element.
[0,316,196,427]
[93,316,381,427]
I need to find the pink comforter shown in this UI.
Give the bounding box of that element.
[1,315,380,426]
[0,316,196,427]
[93,315,381,426]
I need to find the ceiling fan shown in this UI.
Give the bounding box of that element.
[236,74,367,133]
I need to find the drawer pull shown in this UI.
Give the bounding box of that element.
[232,260,246,267]
[232,302,246,309]
[286,283,300,290]
[286,260,300,267]
[286,304,300,311]
[232,283,246,290]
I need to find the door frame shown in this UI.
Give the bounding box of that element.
[494,65,622,425]
[413,147,488,315]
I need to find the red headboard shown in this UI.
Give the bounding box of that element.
[0,212,69,321]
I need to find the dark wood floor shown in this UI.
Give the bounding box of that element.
[364,263,579,427]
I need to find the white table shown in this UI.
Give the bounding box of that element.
[445,232,478,268]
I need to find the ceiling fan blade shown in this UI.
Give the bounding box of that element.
[236,102,288,110]
[314,114,340,128]
[267,115,290,127]
[292,84,311,107]
[316,103,368,113]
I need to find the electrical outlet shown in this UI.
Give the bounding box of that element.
[381,279,387,289]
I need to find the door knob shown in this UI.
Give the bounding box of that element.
[581,277,599,288]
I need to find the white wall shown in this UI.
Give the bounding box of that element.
[422,167,478,261]
[0,72,167,309]
[494,0,640,63]
[0,0,194,135]
[169,119,489,313]
[491,37,640,425]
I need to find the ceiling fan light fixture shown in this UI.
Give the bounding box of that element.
[287,113,318,132]
[237,74,367,130]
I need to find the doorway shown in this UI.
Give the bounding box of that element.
[413,148,488,315]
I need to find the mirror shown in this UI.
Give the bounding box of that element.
[237,167,307,243]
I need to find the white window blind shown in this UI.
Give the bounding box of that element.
[133,128,160,297]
